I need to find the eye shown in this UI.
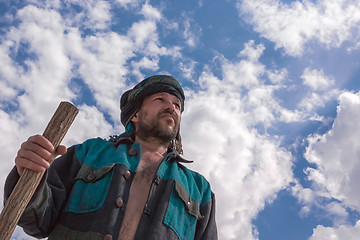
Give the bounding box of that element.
[174,102,181,110]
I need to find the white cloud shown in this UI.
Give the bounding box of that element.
[304,91,360,211]
[181,41,296,239]
[302,68,335,91]
[0,40,20,85]
[128,20,158,47]
[291,183,315,217]
[89,1,112,29]
[0,81,17,102]
[24,0,62,9]
[114,0,142,8]
[64,0,112,30]
[64,104,114,146]
[131,56,160,79]
[222,41,305,126]
[266,68,288,85]
[238,0,360,56]
[310,221,360,240]
[299,93,324,111]
[181,13,201,48]
[222,41,264,87]
[0,6,76,131]
[74,31,133,122]
[182,73,293,240]
[299,68,340,111]
[291,182,349,226]
[222,54,263,88]
[0,110,21,189]
[9,227,34,240]
[178,59,197,80]
[140,2,162,21]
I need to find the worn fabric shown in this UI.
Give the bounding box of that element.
[4,136,217,240]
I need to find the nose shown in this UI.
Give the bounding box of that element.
[162,99,175,111]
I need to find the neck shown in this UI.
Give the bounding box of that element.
[135,135,169,158]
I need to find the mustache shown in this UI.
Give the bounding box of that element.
[157,109,178,123]
[158,109,177,117]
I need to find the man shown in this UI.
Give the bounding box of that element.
[4,75,217,239]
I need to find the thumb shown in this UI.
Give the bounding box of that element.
[55,145,67,156]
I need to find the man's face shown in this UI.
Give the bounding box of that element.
[132,92,182,144]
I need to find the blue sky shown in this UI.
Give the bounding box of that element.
[1,0,360,239]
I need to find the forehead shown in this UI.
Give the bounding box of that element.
[146,92,181,102]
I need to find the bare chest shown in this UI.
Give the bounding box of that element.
[118,156,161,240]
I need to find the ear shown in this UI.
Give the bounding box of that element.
[131,112,139,123]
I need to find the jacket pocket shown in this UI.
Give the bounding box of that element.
[64,163,115,213]
[164,181,203,240]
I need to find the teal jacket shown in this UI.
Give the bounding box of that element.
[4,136,217,240]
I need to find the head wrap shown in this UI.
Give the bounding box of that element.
[120,75,185,153]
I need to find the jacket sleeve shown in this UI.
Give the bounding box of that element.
[3,146,81,238]
[194,192,218,240]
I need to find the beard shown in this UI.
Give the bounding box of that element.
[136,109,179,145]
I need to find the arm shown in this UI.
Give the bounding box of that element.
[195,192,218,240]
[3,135,81,238]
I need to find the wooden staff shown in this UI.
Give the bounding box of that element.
[0,101,79,240]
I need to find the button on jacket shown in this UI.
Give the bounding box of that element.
[4,136,217,239]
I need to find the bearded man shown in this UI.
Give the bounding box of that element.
[4,75,217,240]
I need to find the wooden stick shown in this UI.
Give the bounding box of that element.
[0,101,79,240]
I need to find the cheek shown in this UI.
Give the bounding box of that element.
[176,114,181,124]
[140,110,149,120]
[134,109,148,122]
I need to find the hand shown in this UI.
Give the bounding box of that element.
[15,135,67,175]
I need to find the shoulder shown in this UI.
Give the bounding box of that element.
[74,137,110,155]
[174,162,213,206]
[74,137,121,166]
[75,137,110,148]
[182,164,211,190]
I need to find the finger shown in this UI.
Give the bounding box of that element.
[17,147,51,169]
[55,145,67,156]
[15,156,48,173]
[22,140,54,163]
[28,135,55,153]
[16,165,24,176]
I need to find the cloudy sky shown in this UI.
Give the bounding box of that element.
[1,0,360,239]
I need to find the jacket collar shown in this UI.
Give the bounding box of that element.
[113,135,193,164]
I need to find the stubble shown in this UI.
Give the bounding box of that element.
[136,109,179,146]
